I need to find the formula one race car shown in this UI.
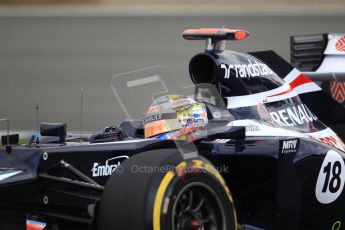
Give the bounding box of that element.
[1,28,345,230]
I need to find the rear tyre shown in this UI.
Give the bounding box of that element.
[97,149,237,230]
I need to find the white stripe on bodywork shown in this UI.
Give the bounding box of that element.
[292,82,321,95]
[0,171,22,181]
[227,83,293,108]
[226,68,321,109]
[284,68,301,83]
[226,119,345,151]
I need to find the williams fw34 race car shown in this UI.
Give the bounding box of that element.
[1,28,345,230]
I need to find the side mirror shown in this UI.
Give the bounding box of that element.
[1,134,19,145]
[204,122,246,152]
[40,123,66,144]
[207,125,246,140]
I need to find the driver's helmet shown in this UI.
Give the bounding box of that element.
[144,95,208,140]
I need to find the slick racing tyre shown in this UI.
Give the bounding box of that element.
[97,149,237,230]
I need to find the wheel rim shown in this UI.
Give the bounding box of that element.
[172,182,226,230]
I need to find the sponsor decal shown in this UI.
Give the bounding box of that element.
[269,104,317,127]
[171,98,193,107]
[257,103,274,124]
[143,114,163,124]
[182,118,195,124]
[221,59,274,79]
[144,113,177,125]
[147,105,164,113]
[91,155,129,177]
[336,35,345,52]
[181,118,206,126]
[279,138,300,154]
[330,81,345,103]
[178,103,208,128]
[315,150,345,204]
[245,124,260,132]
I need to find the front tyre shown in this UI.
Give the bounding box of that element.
[97,149,237,230]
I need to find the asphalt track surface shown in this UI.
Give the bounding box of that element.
[1,15,345,131]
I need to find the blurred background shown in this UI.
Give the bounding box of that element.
[0,0,345,132]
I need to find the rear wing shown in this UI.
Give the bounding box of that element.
[291,33,345,83]
[291,33,345,80]
[290,33,345,111]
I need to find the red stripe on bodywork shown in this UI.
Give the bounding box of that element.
[268,73,312,98]
[289,73,312,89]
[268,87,293,98]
